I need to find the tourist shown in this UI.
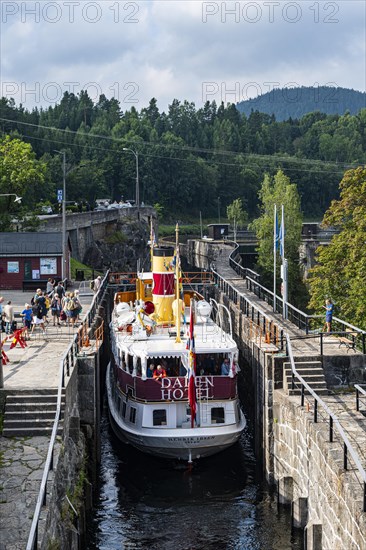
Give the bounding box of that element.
[20,303,33,338]
[3,301,14,335]
[153,365,167,380]
[221,358,230,376]
[73,290,82,322]
[147,363,155,378]
[323,298,334,333]
[50,294,62,326]
[0,296,4,333]
[31,302,46,335]
[94,275,102,293]
[46,278,54,296]
[34,290,48,323]
[55,281,65,299]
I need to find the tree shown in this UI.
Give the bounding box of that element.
[0,135,46,230]
[227,199,248,241]
[250,170,304,305]
[308,167,366,328]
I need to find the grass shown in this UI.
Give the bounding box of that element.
[70,258,102,280]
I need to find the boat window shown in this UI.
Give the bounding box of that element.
[122,401,126,418]
[153,409,167,426]
[129,407,136,424]
[211,407,225,424]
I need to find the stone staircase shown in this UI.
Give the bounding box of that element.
[283,361,329,396]
[2,389,65,437]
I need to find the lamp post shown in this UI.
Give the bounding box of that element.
[122,147,139,209]
[218,196,221,223]
[54,150,67,281]
[0,194,22,203]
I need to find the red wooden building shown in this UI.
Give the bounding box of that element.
[0,232,71,291]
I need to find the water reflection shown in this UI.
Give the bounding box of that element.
[87,409,302,550]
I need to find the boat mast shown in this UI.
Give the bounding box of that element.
[175,223,181,343]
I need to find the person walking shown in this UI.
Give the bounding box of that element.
[50,295,62,326]
[20,303,32,339]
[0,296,4,333]
[323,298,334,333]
[3,301,14,335]
[94,275,102,293]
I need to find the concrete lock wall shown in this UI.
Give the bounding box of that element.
[274,392,366,549]
[214,284,366,550]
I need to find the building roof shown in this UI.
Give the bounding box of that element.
[0,232,65,257]
[207,224,230,227]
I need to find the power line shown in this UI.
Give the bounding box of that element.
[0,116,358,173]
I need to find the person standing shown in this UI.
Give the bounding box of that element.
[3,301,14,335]
[323,298,334,333]
[0,296,4,333]
[94,275,102,293]
[221,358,230,376]
[20,303,32,339]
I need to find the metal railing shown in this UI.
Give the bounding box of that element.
[26,270,109,550]
[215,261,366,512]
[212,267,285,351]
[355,384,366,413]
[286,334,366,513]
[228,243,366,352]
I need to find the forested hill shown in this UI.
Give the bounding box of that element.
[237,87,366,121]
[1,93,366,223]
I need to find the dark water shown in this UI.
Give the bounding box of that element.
[86,408,303,550]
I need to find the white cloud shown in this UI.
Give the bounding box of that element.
[0,0,365,112]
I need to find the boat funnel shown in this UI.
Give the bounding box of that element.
[151,246,175,323]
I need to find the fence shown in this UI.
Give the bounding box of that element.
[229,244,366,353]
[26,270,109,550]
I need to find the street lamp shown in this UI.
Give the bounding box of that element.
[54,150,67,281]
[0,194,22,203]
[122,147,139,208]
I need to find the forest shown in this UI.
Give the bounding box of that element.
[0,92,366,222]
[237,86,366,121]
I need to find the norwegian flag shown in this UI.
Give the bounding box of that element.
[187,300,197,428]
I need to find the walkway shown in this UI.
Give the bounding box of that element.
[0,289,94,550]
[215,246,366,477]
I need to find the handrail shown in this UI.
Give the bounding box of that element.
[26,270,110,550]
[211,266,286,351]
[286,334,366,512]
[228,242,366,350]
[355,384,366,413]
[216,258,366,511]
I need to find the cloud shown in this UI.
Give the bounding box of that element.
[1,0,365,112]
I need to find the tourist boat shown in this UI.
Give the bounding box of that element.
[106,232,246,462]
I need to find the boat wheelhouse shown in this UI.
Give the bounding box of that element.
[106,243,246,462]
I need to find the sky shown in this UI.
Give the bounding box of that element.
[1,0,365,113]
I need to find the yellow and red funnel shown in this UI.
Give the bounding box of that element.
[151,246,175,323]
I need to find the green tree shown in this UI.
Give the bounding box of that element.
[0,135,46,229]
[227,198,248,241]
[251,170,304,305]
[308,167,366,328]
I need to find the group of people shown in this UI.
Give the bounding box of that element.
[0,281,83,339]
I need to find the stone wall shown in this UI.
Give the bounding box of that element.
[213,281,366,550]
[274,391,366,549]
[40,292,111,549]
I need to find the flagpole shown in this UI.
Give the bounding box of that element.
[273,204,277,313]
[150,218,154,270]
[175,223,181,343]
[281,204,287,320]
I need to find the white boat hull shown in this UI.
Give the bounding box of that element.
[106,363,246,461]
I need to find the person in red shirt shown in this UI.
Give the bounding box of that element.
[153,365,167,380]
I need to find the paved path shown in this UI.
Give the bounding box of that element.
[215,247,361,358]
[216,246,366,490]
[0,288,93,549]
